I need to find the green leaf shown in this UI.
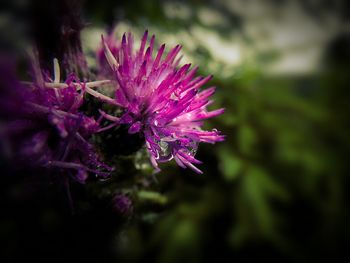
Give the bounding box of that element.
[238,125,257,155]
[137,191,168,205]
[218,146,243,181]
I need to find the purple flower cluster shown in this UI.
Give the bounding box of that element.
[0,59,112,183]
[96,31,225,173]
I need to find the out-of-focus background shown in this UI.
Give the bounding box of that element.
[1,0,350,262]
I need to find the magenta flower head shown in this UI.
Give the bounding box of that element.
[98,31,225,173]
[0,58,112,183]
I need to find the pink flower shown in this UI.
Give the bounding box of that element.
[97,31,225,173]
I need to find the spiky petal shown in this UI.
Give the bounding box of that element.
[96,29,120,78]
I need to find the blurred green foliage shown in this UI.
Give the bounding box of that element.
[82,0,350,261]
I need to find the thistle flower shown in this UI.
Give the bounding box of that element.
[0,58,112,182]
[97,31,225,173]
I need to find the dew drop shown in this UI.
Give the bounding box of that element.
[156,139,173,161]
[187,141,198,155]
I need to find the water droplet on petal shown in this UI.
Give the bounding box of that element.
[187,141,198,155]
[156,139,173,162]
